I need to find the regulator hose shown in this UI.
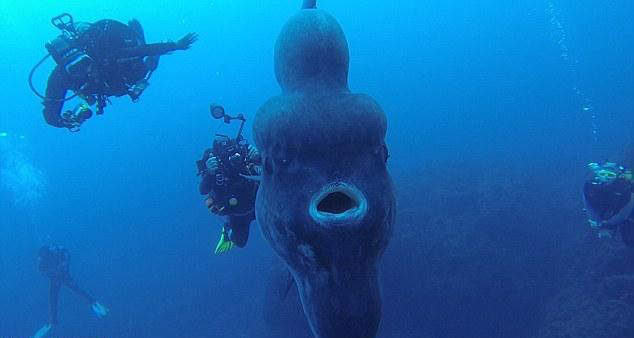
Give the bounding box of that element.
[28,53,78,102]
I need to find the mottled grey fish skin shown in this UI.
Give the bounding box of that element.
[254,6,395,338]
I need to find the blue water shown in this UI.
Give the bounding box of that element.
[1,0,633,337]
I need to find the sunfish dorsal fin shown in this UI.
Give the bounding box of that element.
[302,0,316,9]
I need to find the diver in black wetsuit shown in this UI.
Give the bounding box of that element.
[37,13,198,131]
[33,244,109,338]
[197,104,261,254]
[583,162,634,247]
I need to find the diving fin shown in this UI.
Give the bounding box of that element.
[214,229,234,254]
[33,323,52,338]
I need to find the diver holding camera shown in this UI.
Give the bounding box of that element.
[197,104,261,254]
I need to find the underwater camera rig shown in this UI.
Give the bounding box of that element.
[210,103,247,141]
[196,104,249,176]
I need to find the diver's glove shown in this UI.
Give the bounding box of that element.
[214,227,234,255]
[205,197,225,214]
[247,145,260,161]
[91,302,109,318]
[33,323,52,338]
[175,32,198,50]
[206,156,219,174]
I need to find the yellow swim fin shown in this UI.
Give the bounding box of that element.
[214,229,234,255]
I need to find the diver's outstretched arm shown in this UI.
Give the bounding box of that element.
[120,42,180,58]
[119,33,198,58]
[42,66,70,128]
[302,0,316,9]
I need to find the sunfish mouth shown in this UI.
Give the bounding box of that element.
[309,183,367,226]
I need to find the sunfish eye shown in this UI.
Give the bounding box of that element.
[374,144,389,163]
[383,144,389,163]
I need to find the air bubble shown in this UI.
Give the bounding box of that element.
[546,1,598,141]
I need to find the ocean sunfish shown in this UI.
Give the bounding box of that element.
[253,1,396,337]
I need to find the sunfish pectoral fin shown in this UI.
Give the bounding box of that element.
[239,174,261,182]
[280,270,295,301]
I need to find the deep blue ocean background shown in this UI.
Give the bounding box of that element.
[1,0,634,337]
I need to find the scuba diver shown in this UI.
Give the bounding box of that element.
[583,162,634,247]
[197,104,261,254]
[30,13,198,131]
[33,244,109,338]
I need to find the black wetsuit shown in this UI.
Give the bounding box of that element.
[198,141,260,247]
[599,201,634,247]
[585,176,634,247]
[43,19,181,128]
[38,245,94,325]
